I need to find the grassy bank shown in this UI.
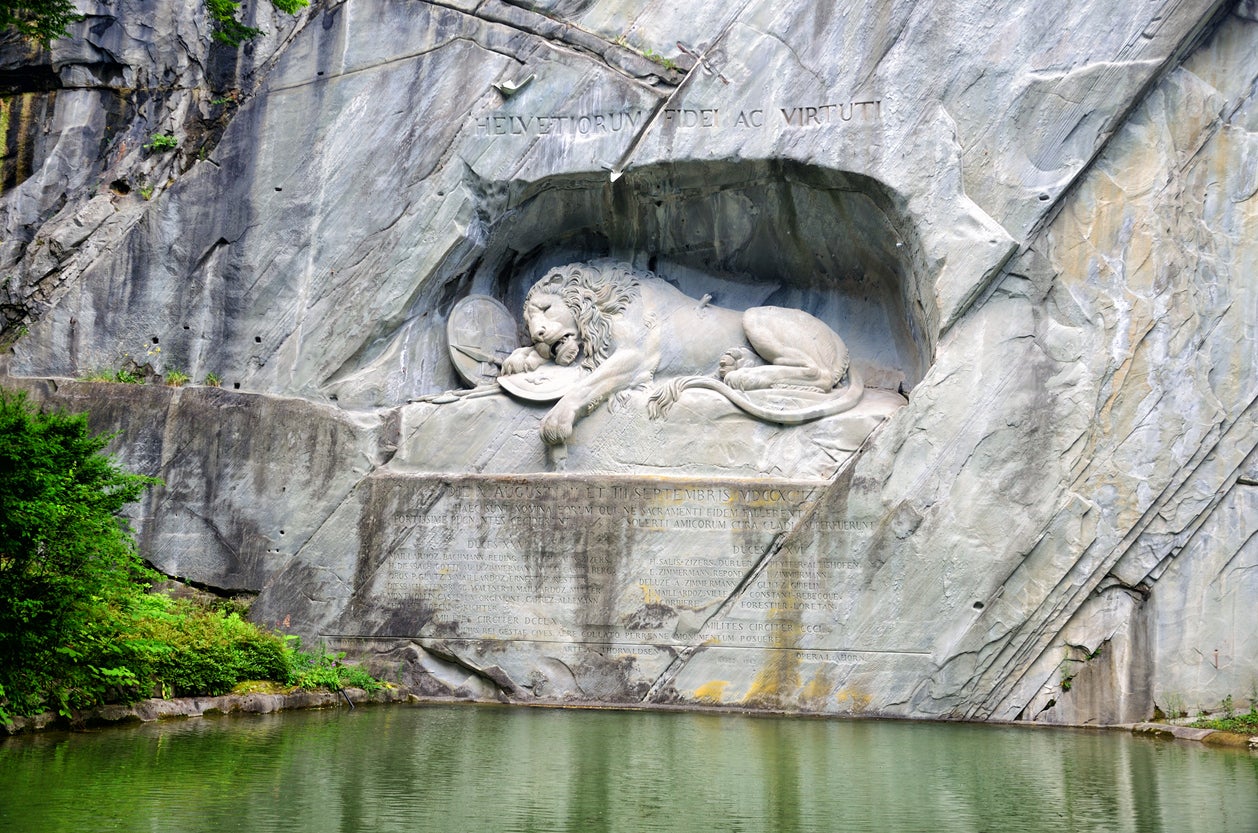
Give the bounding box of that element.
[1191,710,1258,736]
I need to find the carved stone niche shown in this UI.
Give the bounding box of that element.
[384,161,925,480]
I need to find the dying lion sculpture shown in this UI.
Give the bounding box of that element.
[499,260,864,445]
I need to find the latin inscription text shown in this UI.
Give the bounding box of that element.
[473,99,884,137]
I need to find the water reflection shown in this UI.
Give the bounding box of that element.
[1,705,1255,833]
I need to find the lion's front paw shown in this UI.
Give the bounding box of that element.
[502,346,545,376]
[540,401,576,445]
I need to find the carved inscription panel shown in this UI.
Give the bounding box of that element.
[351,475,879,650]
[472,100,884,138]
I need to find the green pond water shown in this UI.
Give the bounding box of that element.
[2,704,1256,833]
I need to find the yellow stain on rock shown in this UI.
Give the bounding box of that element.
[693,680,729,704]
[0,99,9,162]
[800,665,836,710]
[835,687,873,714]
[12,93,38,185]
[743,646,802,710]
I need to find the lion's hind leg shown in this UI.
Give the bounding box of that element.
[721,350,831,391]
[717,347,758,380]
[728,307,847,392]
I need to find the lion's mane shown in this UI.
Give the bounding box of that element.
[525,260,642,370]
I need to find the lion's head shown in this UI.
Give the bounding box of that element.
[523,261,642,370]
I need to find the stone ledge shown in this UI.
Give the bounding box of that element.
[1130,722,1227,743]
[1199,732,1258,749]
[1,687,415,736]
[1133,722,1258,749]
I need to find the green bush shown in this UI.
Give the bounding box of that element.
[2,0,308,47]
[207,0,308,46]
[288,640,383,693]
[0,389,382,720]
[1190,694,1258,735]
[1191,713,1258,734]
[0,0,82,45]
[0,389,159,717]
[123,595,291,697]
[235,630,290,681]
[143,134,178,153]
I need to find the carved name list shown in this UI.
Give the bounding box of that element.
[354,476,875,647]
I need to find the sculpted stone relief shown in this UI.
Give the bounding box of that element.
[446,295,519,387]
[429,259,900,476]
[494,260,866,445]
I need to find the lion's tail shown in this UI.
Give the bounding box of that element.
[646,377,690,419]
[647,370,865,425]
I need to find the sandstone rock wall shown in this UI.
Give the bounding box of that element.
[2,0,1254,722]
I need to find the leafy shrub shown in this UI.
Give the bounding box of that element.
[1191,712,1258,734]
[207,0,308,46]
[143,134,178,153]
[0,0,82,45]
[233,629,290,681]
[1190,692,1258,734]
[338,665,381,691]
[0,389,159,718]
[3,0,306,48]
[0,390,383,723]
[288,640,383,693]
[125,595,291,697]
[206,0,262,46]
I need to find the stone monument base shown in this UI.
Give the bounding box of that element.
[256,470,928,713]
[395,387,907,478]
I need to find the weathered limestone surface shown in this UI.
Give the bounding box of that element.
[1,0,1255,722]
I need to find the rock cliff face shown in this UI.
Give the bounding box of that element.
[2,0,1254,723]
